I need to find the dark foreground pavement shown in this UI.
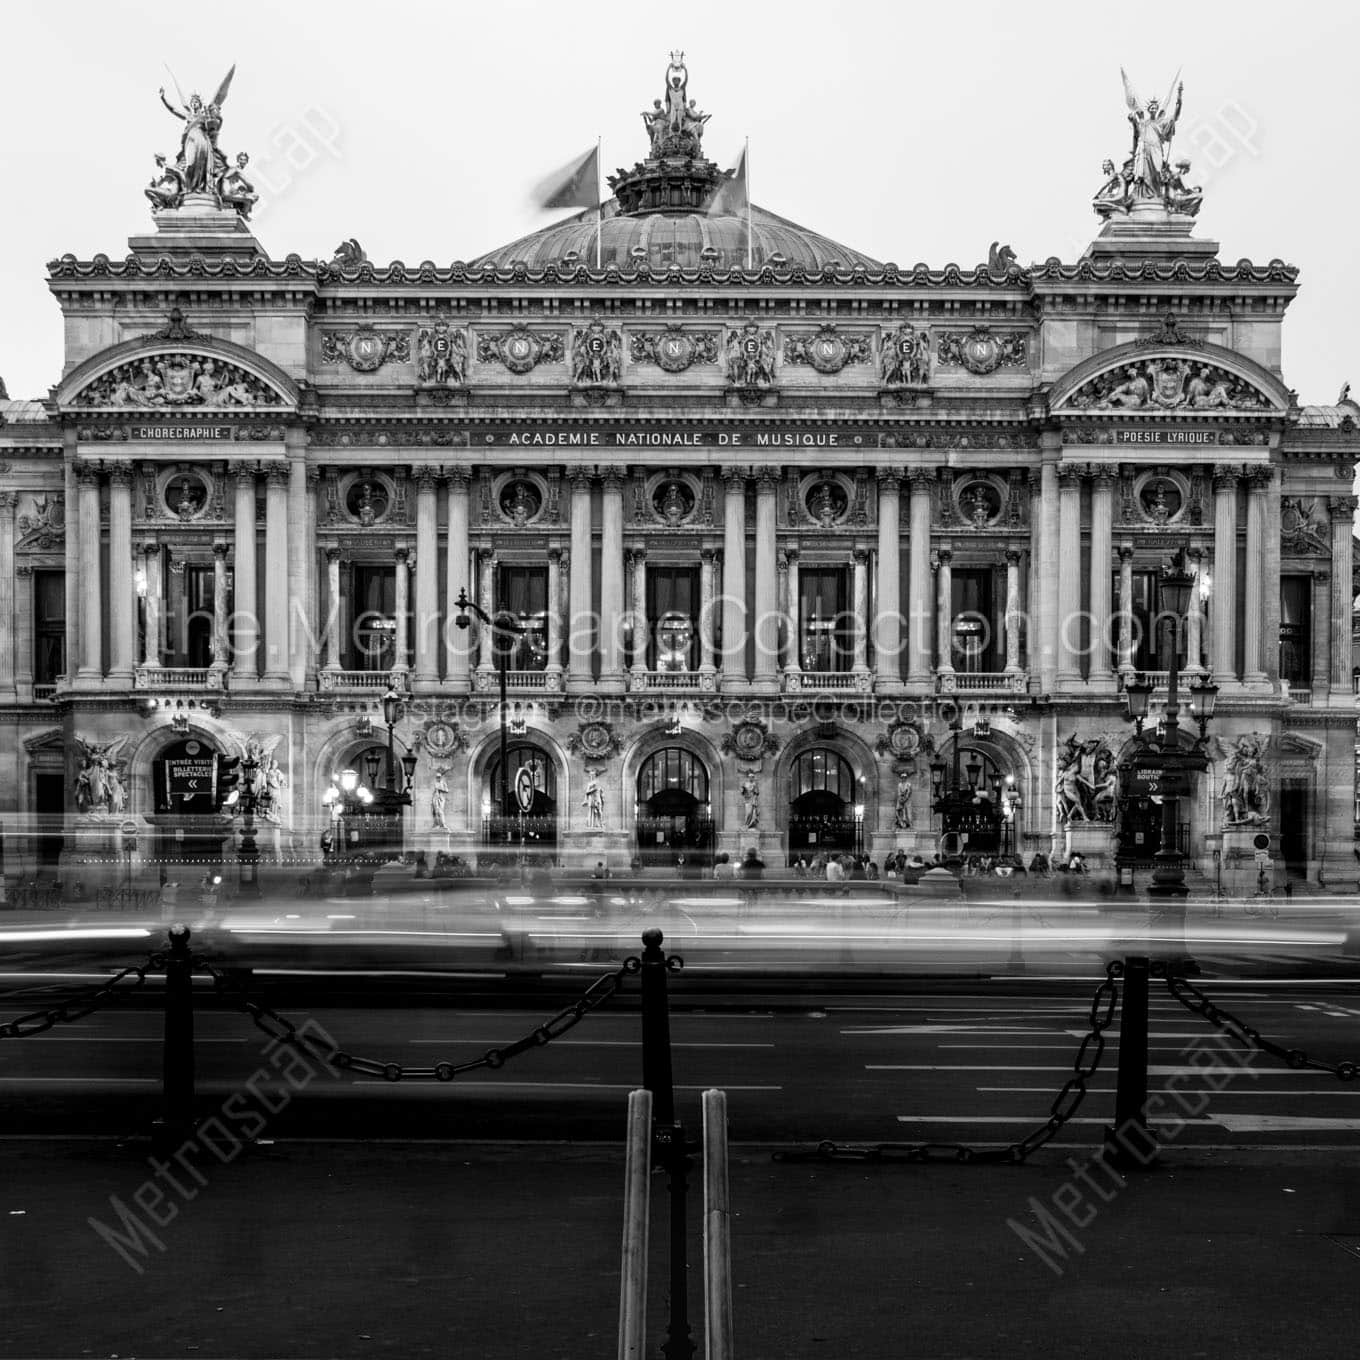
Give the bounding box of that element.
[4,1140,1360,1360]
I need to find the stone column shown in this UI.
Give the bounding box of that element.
[599,467,626,691]
[211,541,230,674]
[783,547,801,681]
[1330,496,1358,690]
[231,466,258,682]
[477,546,496,680]
[566,472,594,691]
[14,565,33,697]
[1262,470,1283,687]
[1004,547,1023,674]
[392,546,410,680]
[1056,463,1083,686]
[935,545,953,677]
[851,547,870,677]
[142,542,162,668]
[287,453,308,689]
[446,469,472,688]
[1185,546,1206,674]
[699,547,717,678]
[546,546,564,683]
[106,464,135,684]
[63,456,78,687]
[0,493,15,696]
[906,470,933,685]
[76,465,103,683]
[1088,466,1115,687]
[324,547,342,672]
[875,471,902,691]
[1036,448,1060,692]
[721,470,748,690]
[263,462,290,681]
[629,547,648,677]
[412,467,439,686]
[1241,468,1270,689]
[1116,543,1135,678]
[1211,465,1239,685]
[753,468,780,692]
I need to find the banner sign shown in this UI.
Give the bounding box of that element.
[163,756,218,810]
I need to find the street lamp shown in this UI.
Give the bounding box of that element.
[1123,547,1217,899]
[455,587,526,830]
[931,709,985,860]
[235,750,261,899]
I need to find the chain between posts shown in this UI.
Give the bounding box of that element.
[775,961,1125,1166]
[1157,964,1360,1082]
[193,954,643,1080]
[0,954,166,1038]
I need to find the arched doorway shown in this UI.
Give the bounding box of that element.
[484,744,558,859]
[150,736,233,874]
[1113,737,1195,864]
[323,744,409,860]
[788,748,863,857]
[635,748,713,868]
[934,745,1006,856]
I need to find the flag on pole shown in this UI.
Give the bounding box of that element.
[532,144,601,211]
[706,145,748,217]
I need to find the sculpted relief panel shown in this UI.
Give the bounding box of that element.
[1067,357,1272,412]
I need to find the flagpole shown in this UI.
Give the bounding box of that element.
[595,136,603,271]
[744,137,752,272]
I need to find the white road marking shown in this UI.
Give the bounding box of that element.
[348,1080,782,1090]
[407,1039,775,1048]
[1215,1115,1360,1131]
[896,1115,1216,1125]
[868,1064,1293,1075]
[976,1087,1358,1096]
[839,1026,1059,1037]
[0,1077,157,1085]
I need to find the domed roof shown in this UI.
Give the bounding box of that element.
[470,201,883,274]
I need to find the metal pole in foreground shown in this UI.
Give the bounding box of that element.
[156,923,196,1150]
[702,1089,734,1360]
[639,928,675,1125]
[617,1089,652,1360]
[1104,954,1156,1171]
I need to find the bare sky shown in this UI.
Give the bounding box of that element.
[2,0,1357,410]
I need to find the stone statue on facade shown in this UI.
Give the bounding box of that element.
[1092,70,1201,220]
[153,66,255,217]
[894,772,913,829]
[740,772,760,830]
[431,768,450,831]
[1221,735,1271,827]
[582,772,605,829]
[879,325,930,388]
[1055,733,1117,824]
[640,51,709,159]
[74,736,130,817]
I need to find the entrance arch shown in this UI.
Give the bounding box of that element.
[788,748,863,857]
[484,743,559,858]
[149,735,233,873]
[635,747,713,868]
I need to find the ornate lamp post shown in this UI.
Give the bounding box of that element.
[234,750,261,899]
[1123,547,1219,898]
[930,710,984,860]
[321,767,373,860]
[455,587,526,834]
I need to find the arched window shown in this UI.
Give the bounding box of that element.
[636,748,709,805]
[488,745,557,813]
[792,749,856,804]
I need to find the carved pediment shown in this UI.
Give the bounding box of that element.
[67,349,290,411]
[1065,355,1274,413]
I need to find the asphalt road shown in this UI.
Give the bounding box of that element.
[5,972,1360,1150]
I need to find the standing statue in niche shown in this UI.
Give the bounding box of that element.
[894,772,913,830]
[740,772,760,830]
[431,768,450,831]
[582,773,605,829]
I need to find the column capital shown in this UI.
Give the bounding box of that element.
[447,466,473,490]
[304,463,322,489]
[601,465,626,490]
[1090,464,1118,488]
[76,463,100,488]
[722,468,748,491]
[852,546,869,566]
[876,469,902,491]
[934,545,952,567]
[1187,544,1205,564]
[776,549,789,575]
[231,461,258,487]
[413,464,439,492]
[142,538,160,556]
[1328,494,1359,520]
[699,546,717,564]
[630,544,647,563]
[1246,465,1274,492]
[570,469,593,493]
[755,465,780,491]
[106,463,134,488]
[213,539,231,559]
[264,461,290,488]
[1005,545,1023,565]
[1056,463,1084,487]
[477,544,494,563]
[395,545,410,565]
[325,544,343,563]
[1211,464,1241,491]
[783,545,799,565]
[1116,541,1135,561]
[547,545,562,564]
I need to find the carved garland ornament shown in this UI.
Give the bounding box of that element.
[781,325,871,374]
[73,352,283,409]
[936,328,1028,375]
[476,327,565,375]
[320,326,412,373]
[629,327,720,373]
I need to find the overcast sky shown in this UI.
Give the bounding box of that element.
[2,0,1357,411]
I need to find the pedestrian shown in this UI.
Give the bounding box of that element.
[591,859,610,880]
[866,859,880,881]
[713,852,735,880]
[740,846,765,880]
[826,855,845,883]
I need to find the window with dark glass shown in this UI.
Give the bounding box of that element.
[163,562,215,669]
[488,746,556,814]
[950,569,1002,673]
[637,748,709,805]
[799,567,850,673]
[792,749,856,803]
[498,565,549,670]
[646,566,699,671]
[33,570,65,686]
[1130,570,1187,672]
[1279,575,1312,687]
[348,565,397,671]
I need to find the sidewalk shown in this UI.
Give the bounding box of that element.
[4,1139,1360,1359]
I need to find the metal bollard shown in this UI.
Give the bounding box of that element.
[702,1089,734,1360]
[155,923,196,1151]
[1104,954,1157,1171]
[617,1089,652,1360]
[639,928,676,1125]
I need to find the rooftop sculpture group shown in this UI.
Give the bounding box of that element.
[641,50,710,159]
[1093,70,1202,221]
[145,65,257,219]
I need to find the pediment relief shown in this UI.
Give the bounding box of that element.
[68,349,289,411]
[1062,354,1275,414]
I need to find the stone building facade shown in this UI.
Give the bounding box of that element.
[0,62,1357,892]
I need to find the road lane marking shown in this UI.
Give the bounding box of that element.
[1215,1115,1360,1131]
[347,1080,782,1090]
[4,1036,249,1044]
[895,1115,1216,1125]
[407,1040,775,1048]
[976,1087,1359,1096]
[0,1077,157,1085]
[840,1026,1060,1036]
[868,1065,1307,1074]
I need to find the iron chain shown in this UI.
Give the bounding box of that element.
[0,954,165,1039]
[776,960,1125,1166]
[196,954,641,1080]
[1159,967,1360,1081]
